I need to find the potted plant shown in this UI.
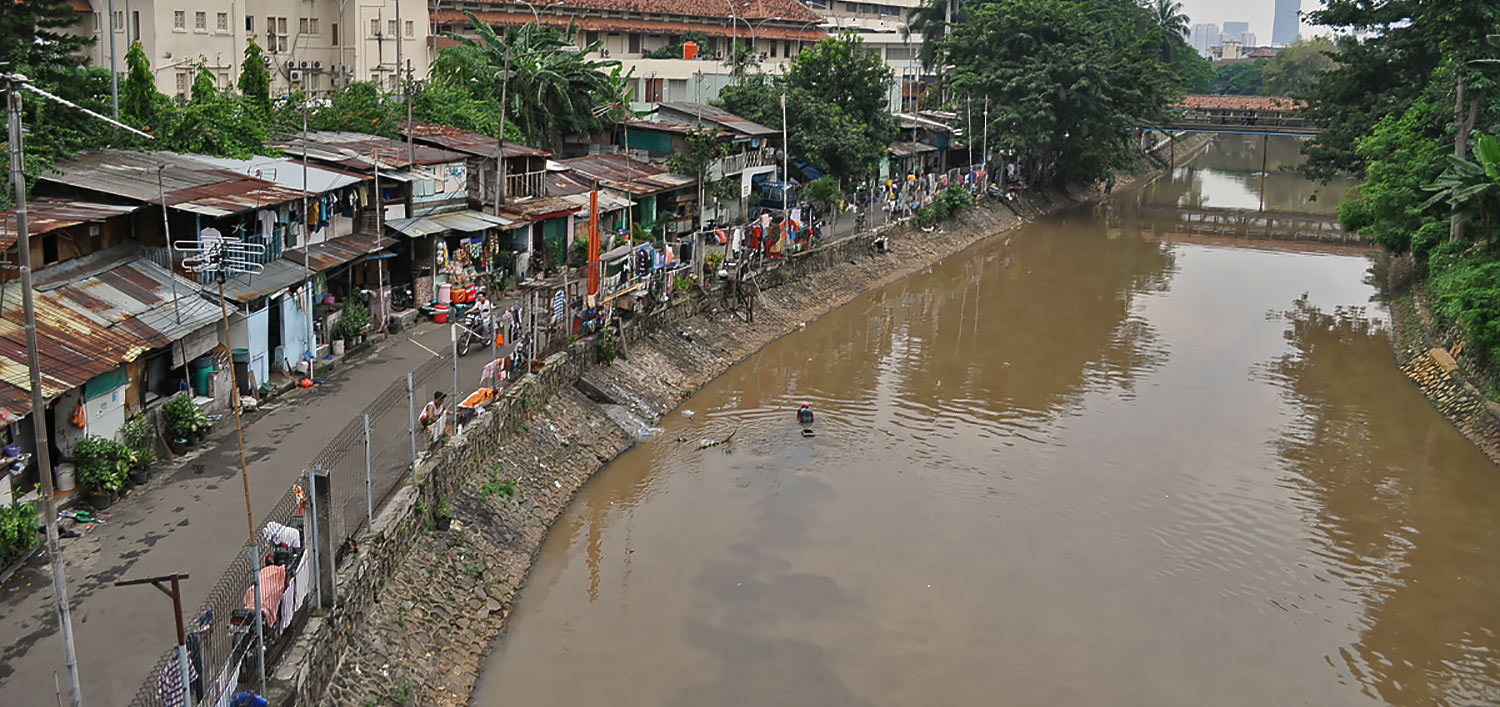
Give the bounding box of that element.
[73,436,125,509]
[334,297,370,355]
[162,393,198,454]
[120,413,156,485]
[434,498,453,531]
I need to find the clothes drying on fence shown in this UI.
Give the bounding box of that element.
[479,356,509,386]
[262,522,301,549]
[244,564,289,627]
[284,550,312,630]
[155,648,200,707]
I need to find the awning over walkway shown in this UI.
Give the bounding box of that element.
[300,232,400,272]
[386,210,515,239]
[217,259,314,303]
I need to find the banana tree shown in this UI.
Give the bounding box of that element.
[1424,131,1500,247]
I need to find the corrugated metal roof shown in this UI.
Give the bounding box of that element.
[559,154,696,196]
[498,197,582,221]
[889,141,938,157]
[0,199,142,250]
[656,103,776,137]
[401,123,550,160]
[189,155,369,194]
[559,191,634,212]
[270,132,468,172]
[43,258,221,348]
[216,259,314,303]
[43,151,306,216]
[298,232,399,272]
[386,210,516,239]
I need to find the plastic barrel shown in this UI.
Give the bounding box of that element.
[438,283,452,304]
[433,303,449,324]
[189,356,214,396]
[231,348,250,363]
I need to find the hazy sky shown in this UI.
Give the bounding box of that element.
[1178,0,1318,43]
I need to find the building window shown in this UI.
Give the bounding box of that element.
[132,10,140,39]
[405,20,413,37]
[628,33,641,53]
[331,23,339,45]
[175,72,189,98]
[300,17,319,35]
[173,10,185,30]
[217,12,228,31]
[112,10,124,31]
[370,18,380,36]
[218,72,230,87]
[585,30,599,45]
[782,40,791,57]
[194,11,206,31]
[387,20,397,37]
[246,16,254,32]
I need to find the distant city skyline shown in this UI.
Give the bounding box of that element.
[1178,0,1315,46]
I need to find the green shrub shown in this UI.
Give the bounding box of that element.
[0,500,39,565]
[1427,245,1500,364]
[119,413,156,470]
[335,297,371,341]
[596,326,618,366]
[73,436,127,493]
[162,393,206,440]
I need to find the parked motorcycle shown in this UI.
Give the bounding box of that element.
[391,285,414,312]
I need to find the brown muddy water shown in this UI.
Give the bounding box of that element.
[473,138,1500,706]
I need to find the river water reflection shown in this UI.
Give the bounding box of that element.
[472,138,1500,706]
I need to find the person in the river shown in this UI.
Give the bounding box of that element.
[797,402,814,424]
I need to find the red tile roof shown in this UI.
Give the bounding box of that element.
[1178,95,1305,111]
[436,10,826,42]
[450,0,820,22]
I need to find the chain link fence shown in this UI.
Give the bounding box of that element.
[128,345,466,706]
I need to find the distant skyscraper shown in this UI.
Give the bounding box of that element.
[1190,23,1220,58]
[1272,0,1301,45]
[1222,21,1250,36]
[1220,22,1255,47]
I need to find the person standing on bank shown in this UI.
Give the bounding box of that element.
[420,391,448,445]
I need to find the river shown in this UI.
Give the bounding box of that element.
[471,137,1500,706]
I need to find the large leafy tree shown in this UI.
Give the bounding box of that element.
[238,36,273,119]
[1335,98,1449,256]
[165,66,269,158]
[1261,36,1337,96]
[717,33,896,181]
[1301,0,1500,180]
[122,41,172,136]
[311,81,402,136]
[936,0,1178,186]
[1212,59,1268,95]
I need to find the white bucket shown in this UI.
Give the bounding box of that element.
[331,339,346,357]
[54,462,76,493]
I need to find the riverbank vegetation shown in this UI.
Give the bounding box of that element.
[1310,0,1500,380]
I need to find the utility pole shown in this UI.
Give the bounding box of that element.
[394,0,403,95]
[301,100,316,384]
[7,78,84,707]
[966,94,973,175]
[107,0,119,119]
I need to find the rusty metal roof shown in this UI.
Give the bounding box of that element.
[0,199,142,250]
[401,123,550,160]
[271,132,468,172]
[217,259,315,303]
[889,141,938,157]
[41,257,221,350]
[42,151,307,217]
[657,103,776,137]
[299,232,400,272]
[558,154,695,196]
[498,197,582,221]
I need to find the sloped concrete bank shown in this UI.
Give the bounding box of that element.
[272,186,1113,706]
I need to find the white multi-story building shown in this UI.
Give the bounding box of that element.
[1190,23,1220,58]
[70,0,430,100]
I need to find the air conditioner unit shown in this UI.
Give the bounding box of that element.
[312,60,323,70]
[262,56,273,67]
[343,65,353,75]
[600,49,610,57]
[290,70,303,81]
[299,60,310,69]
[285,59,297,70]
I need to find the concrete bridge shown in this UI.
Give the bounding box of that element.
[1161,95,1319,137]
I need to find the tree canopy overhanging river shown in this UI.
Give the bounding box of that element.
[472,137,1500,706]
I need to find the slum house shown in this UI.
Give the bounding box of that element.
[190,155,396,371]
[37,151,310,394]
[558,153,697,239]
[398,123,559,293]
[629,102,779,224]
[272,132,501,311]
[0,200,222,500]
[541,170,635,252]
[889,112,954,177]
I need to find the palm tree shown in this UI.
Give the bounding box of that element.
[437,13,633,152]
[1148,0,1190,61]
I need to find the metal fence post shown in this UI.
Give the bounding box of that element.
[306,466,322,609]
[362,412,373,522]
[406,372,417,467]
[450,323,459,404]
